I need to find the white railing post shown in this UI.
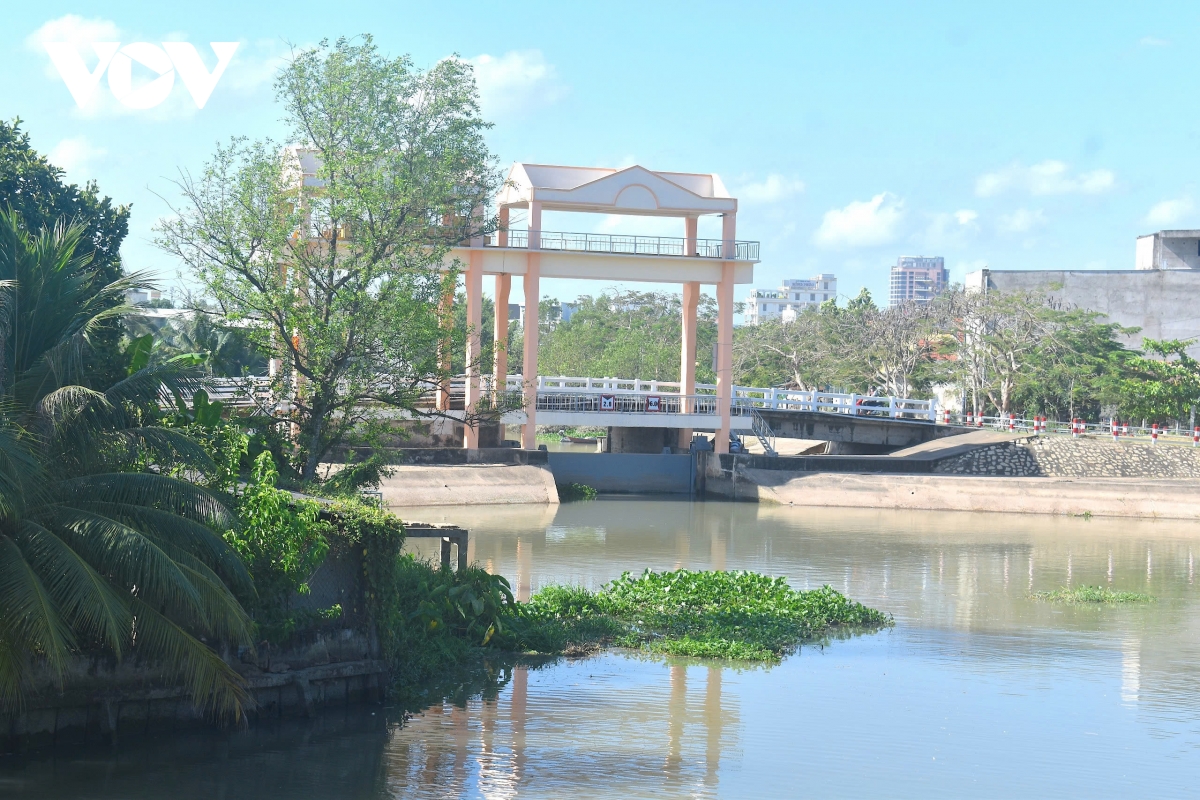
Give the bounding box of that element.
[848,393,857,416]
[928,397,937,422]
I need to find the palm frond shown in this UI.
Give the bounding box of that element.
[76,501,253,596]
[129,598,248,722]
[45,507,206,618]
[54,473,236,530]
[14,520,132,656]
[0,534,75,682]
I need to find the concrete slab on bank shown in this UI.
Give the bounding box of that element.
[379,463,559,506]
[736,471,1200,520]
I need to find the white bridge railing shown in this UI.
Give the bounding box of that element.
[200,374,938,422]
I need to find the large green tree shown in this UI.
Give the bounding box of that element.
[158,37,500,481]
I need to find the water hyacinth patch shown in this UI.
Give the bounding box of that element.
[506,569,892,662]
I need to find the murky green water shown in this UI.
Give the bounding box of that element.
[4,499,1200,798]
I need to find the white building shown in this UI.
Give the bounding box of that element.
[743,274,837,324]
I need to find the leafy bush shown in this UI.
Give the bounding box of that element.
[557,482,598,501]
[224,452,331,639]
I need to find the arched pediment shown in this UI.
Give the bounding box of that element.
[614,184,659,211]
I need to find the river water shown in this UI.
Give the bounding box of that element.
[4,499,1199,798]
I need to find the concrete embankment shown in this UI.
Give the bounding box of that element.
[699,434,1200,519]
[743,472,1200,520]
[379,449,559,506]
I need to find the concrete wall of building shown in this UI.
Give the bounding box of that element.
[547,452,694,494]
[966,267,1200,357]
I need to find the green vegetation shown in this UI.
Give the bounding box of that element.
[0,209,254,718]
[557,482,598,501]
[157,35,504,483]
[509,570,891,661]
[1034,586,1155,604]
[376,565,890,704]
[514,290,718,382]
[536,425,606,442]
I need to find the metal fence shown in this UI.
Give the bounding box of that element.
[493,230,760,262]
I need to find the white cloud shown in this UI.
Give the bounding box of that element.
[1139,36,1170,47]
[920,208,979,249]
[735,174,805,204]
[1145,197,1194,226]
[997,208,1046,233]
[48,136,106,182]
[975,160,1115,197]
[954,209,978,225]
[26,14,122,78]
[468,50,566,118]
[814,193,903,249]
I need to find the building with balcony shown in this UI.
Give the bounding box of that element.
[744,273,837,324]
[890,256,948,306]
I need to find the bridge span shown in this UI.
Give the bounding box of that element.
[206,374,955,455]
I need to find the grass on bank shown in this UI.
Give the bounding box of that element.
[1033,585,1155,604]
[384,561,892,705]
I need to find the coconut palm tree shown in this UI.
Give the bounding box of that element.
[0,210,253,719]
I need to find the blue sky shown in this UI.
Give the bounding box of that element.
[2,1,1198,314]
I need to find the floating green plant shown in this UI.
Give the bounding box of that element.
[1033,585,1155,604]
[504,569,892,662]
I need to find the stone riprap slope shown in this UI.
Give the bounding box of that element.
[933,436,1200,478]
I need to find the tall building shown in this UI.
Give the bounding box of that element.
[744,273,837,325]
[890,256,948,306]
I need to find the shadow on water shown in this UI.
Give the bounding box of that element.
[0,654,550,800]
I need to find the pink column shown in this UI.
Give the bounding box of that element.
[521,200,542,450]
[494,273,511,395]
[464,250,484,449]
[498,206,510,247]
[714,213,736,454]
[678,280,700,448]
[685,216,698,256]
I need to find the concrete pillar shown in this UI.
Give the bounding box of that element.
[678,280,700,448]
[715,212,736,454]
[685,216,698,256]
[521,200,542,450]
[494,272,510,395]
[435,283,454,412]
[464,250,483,449]
[498,206,509,247]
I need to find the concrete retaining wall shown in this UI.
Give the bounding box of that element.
[934,436,1200,478]
[3,630,387,753]
[379,463,559,506]
[741,471,1200,520]
[547,452,694,494]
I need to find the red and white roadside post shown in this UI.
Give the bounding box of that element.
[1193,426,1199,447]
[1071,418,1079,438]
[1151,423,1159,444]
[966,410,974,426]
[944,408,951,425]
[1112,420,1119,443]
[1008,413,1015,432]
[1123,421,1130,437]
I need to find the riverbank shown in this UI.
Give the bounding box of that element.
[734,472,1200,520]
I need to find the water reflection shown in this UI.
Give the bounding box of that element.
[7,500,1200,798]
